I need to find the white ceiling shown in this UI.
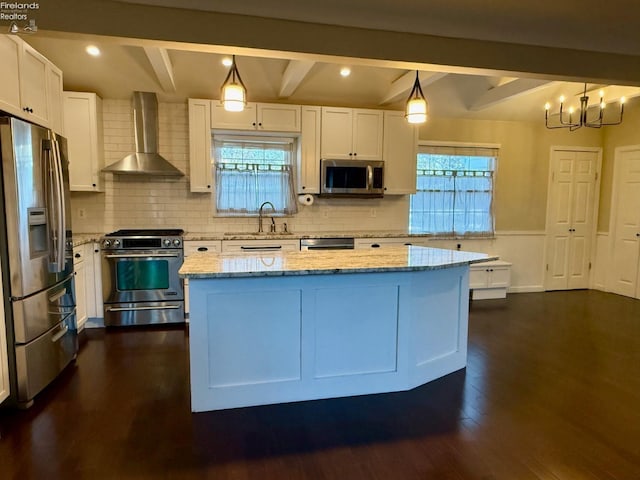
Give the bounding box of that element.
[22,27,639,124]
[18,0,640,121]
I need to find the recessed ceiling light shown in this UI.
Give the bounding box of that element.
[222,57,233,67]
[340,67,351,77]
[86,45,101,57]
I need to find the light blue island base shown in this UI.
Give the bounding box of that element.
[187,264,471,412]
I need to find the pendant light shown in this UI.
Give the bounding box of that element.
[220,55,247,112]
[405,71,428,124]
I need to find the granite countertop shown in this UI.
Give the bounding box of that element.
[72,233,102,247]
[179,245,496,279]
[184,231,440,241]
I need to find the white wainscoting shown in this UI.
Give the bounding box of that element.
[592,232,610,292]
[420,231,546,293]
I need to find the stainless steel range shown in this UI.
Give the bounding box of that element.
[101,229,184,326]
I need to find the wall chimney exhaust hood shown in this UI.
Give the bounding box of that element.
[102,92,184,176]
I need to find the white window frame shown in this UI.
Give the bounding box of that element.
[211,134,299,217]
[410,141,500,237]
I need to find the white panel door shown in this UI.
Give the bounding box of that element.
[545,149,599,290]
[610,148,640,298]
[567,152,598,289]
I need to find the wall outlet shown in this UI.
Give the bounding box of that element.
[369,208,377,218]
[78,208,86,219]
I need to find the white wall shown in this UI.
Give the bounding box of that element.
[70,100,409,234]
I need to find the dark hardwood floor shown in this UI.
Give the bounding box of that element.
[1,290,640,479]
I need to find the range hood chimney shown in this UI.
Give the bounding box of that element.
[102,92,184,176]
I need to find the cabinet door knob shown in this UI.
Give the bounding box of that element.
[207,185,211,189]
[258,122,262,127]
[92,183,96,187]
[353,152,357,156]
[74,253,81,258]
[302,186,306,189]
[636,233,640,237]
[252,122,256,127]
[349,152,353,156]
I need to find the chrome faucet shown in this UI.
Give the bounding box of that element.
[258,201,276,233]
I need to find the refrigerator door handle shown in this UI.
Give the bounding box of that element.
[43,139,59,270]
[52,135,66,272]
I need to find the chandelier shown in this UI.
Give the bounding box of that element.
[545,83,625,131]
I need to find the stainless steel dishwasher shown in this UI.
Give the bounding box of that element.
[300,238,355,250]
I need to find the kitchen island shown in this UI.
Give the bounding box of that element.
[180,246,493,412]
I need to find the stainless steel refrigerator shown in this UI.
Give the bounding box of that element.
[0,116,77,408]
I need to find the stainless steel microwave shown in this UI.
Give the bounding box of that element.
[320,159,384,197]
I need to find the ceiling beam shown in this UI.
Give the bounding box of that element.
[469,79,554,111]
[379,71,448,105]
[142,46,176,93]
[580,85,640,107]
[279,60,315,98]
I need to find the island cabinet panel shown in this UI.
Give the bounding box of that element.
[313,285,399,378]
[188,265,470,412]
[206,289,302,387]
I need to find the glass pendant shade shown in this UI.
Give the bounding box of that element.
[222,83,246,112]
[405,71,428,124]
[406,98,427,124]
[220,55,247,112]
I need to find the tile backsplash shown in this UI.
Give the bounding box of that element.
[70,99,409,234]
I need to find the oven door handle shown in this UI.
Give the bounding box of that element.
[105,305,182,312]
[103,253,181,259]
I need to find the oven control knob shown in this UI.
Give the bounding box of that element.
[103,239,111,248]
[163,239,172,247]
[173,239,181,247]
[113,239,121,247]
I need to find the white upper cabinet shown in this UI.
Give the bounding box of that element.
[0,35,64,131]
[382,111,418,194]
[19,40,50,126]
[297,106,321,194]
[63,92,105,192]
[0,35,22,116]
[188,99,213,193]
[321,107,383,160]
[257,103,301,132]
[47,64,64,135]
[211,102,301,132]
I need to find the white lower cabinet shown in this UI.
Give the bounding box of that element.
[0,256,10,404]
[469,260,512,299]
[183,241,223,317]
[221,239,300,253]
[73,245,88,330]
[73,242,103,328]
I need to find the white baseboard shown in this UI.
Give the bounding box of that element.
[508,285,545,293]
